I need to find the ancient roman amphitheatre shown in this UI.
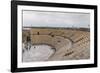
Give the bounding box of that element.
[22,27,90,62]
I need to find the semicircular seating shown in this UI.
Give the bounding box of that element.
[22,28,90,61]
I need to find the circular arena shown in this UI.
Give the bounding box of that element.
[22,28,90,62]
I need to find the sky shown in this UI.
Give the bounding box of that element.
[23,10,90,28]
